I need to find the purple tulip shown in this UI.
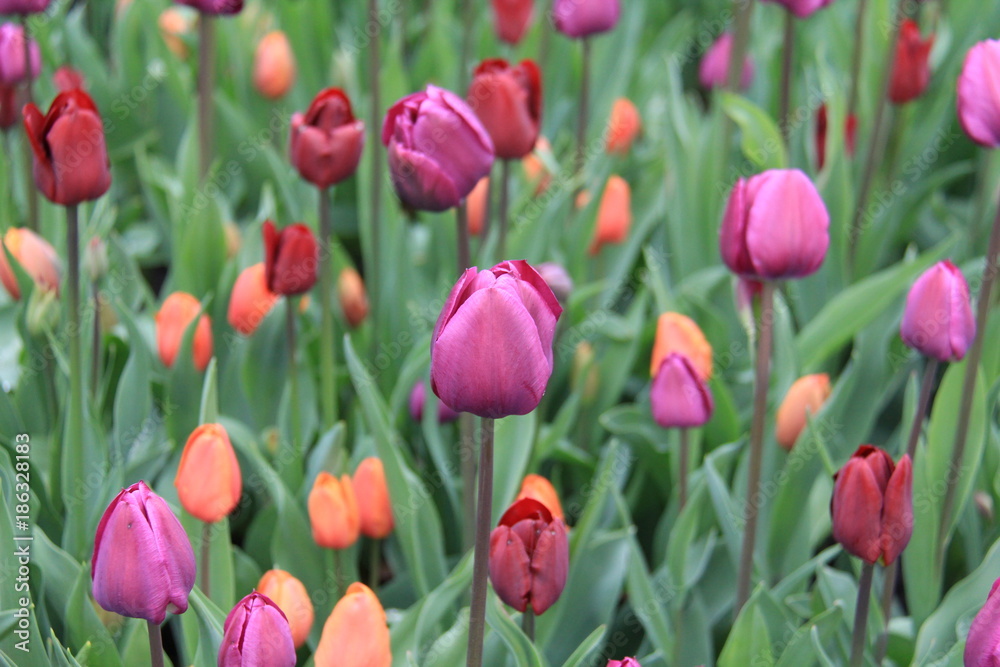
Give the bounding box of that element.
[965,577,1000,666]
[219,592,297,667]
[489,498,568,614]
[0,23,41,86]
[698,33,754,90]
[0,0,49,14]
[174,0,243,15]
[900,260,975,362]
[91,481,196,624]
[431,260,562,418]
[552,0,621,38]
[719,168,829,281]
[650,353,713,428]
[536,262,573,303]
[957,39,1000,148]
[759,0,835,18]
[409,380,459,423]
[382,85,495,212]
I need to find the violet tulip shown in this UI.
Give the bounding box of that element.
[91,481,196,624]
[174,0,243,15]
[0,0,49,14]
[489,498,569,615]
[889,20,933,105]
[409,380,459,423]
[758,0,834,18]
[0,23,40,85]
[467,58,541,160]
[900,260,975,362]
[492,0,534,45]
[382,85,494,212]
[965,577,1000,666]
[262,220,318,296]
[430,260,562,418]
[650,353,714,428]
[719,168,829,281]
[831,445,913,565]
[699,33,754,91]
[219,592,296,667]
[290,88,365,188]
[957,39,1000,148]
[552,0,621,38]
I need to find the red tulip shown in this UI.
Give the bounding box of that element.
[889,20,933,105]
[53,65,86,92]
[0,83,19,129]
[815,105,857,170]
[262,220,318,296]
[467,58,541,160]
[219,592,296,667]
[492,0,534,45]
[289,88,365,188]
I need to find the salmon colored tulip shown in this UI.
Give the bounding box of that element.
[0,228,61,300]
[606,97,641,154]
[257,569,315,649]
[353,457,394,539]
[775,373,831,450]
[307,472,360,550]
[218,592,296,667]
[649,312,712,380]
[228,263,279,335]
[338,267,369,328]
[253,31,296,100]
[156,292,213,371]
[159,8,192,58]
[522,136,552,196]
[174,424,242,524]
[53,65,85,92]
[467,176,489,236]
[588,175,632,255]
[313,583,391,667]
[515,474,564,520]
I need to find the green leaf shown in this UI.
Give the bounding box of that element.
[486,595,549,667]
[718,93,788,170]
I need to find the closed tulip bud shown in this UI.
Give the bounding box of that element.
[958,40,1000,148]
[382,85,495,212]
[257,569,314,649]
[353,457,394,539]
[698,33,754,90]
[719,169,829,280]
[831,445,913,565]
[758,0,834,18]
[522,136,552,196]
[26,288,59,335]
[175,0,243,15]
[253,31,295,100]
[966,578,1000,667]
[900,260,975,362]
[775,373,831,450]
[606,97,641,154]
[650,354,714,428]
[314,583,391,667]
[492,0,534,45]
[588,175,632,255]
[431,260,562,418]
[308,472,360,549]
[92,481,196,624]
[228,263,279,335]
[219,592,296,667]
[467,176,490,236]
[409,380,460,423]
[553,0,621,38]
[0,23,40,85]
[0,0,49,13]
[156,292,213,371]
[889,21,933,105]
[815,105,857,170]
[290,88,365,188]
[608,660,642,667]
[650,312,712,380]
[82,237,108,284]
[516,474,564,520]
[489,498,569,614]
[174,423,241,524]
[468,58,542,160]
[159,8,192,58]
[536,262,573,303]
[263,220,318,296]
[338,267,368,328]
[0,84,19,129]
[22,90,112,206]
[0,227,61,300]
[53,65,85,92]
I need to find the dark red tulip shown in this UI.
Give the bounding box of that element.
[492,0,534,45]
[467,58,541,160]
[262,220,318,296]
[815,104,856,170]
[889,20,933,105]
[289,88,365,189]
[0,84,19,130]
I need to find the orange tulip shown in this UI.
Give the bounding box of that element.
[253,31,296,100]
[467,176,490,236]
[338,267,369,328]
[257,569,315,648]
[0,228,61,300]
[353,457,394,539]
[522,136,552,196]
[650,313,713,381]
[174,423,242,523]
[158,8,192,59]
[775,373,831,450]
[314,583,391,667]
[606,97,641,154]
[307,472,360,549]
[156,292,213,371]
[228,263,279,335]
[588,175,632,255]
[516,473,564,520]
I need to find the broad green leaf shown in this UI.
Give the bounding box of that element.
[718,93,788,170]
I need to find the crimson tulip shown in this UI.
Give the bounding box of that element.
[957,39,1000,148]
[492,0,533,45]
[815,104,857,170]
[467,58,541,160]
[0,84,18,129]
[290,88,364,188]
[219,592,296,667]
[262,220,318,296]
[889,20,933,104]
[900,260,975,362]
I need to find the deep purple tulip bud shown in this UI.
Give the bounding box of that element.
[174,0,243,15]
[0,0,49,14]
[698,33,754,90]
[382,85,494,212]
[719,168,829,280]
[607,660,642,667]
[489,498,569,615]
[552,0,621,38]
[758,0,835,18]
[830,446,913,565]
[650,353,713,428]
[431,260,562,418]
[965,577,1000,667]
[91,481,196,624]
[536,262,573,303]
[219,592,297,667]
[958,39,1000,148]
[900,260,975,362]
[0,23,41,86]
[409,380,459,423]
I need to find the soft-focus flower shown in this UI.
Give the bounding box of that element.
[174,0,243,15]
[552,0,621,38]
[228,263,279,335]
[0,83,19,129]
[831,445,913,565]
[649,312,712,380]
[382,85,494,211]
[650,353,714,428]
[159,8,192,58]
[606,97,641,154]
[219,592,296,667]
[313,583,391,667]
[156,292,213,371]
[409,380,460,423]
[467,176,489,236]
[588,175,632,255]
[338,267,368,328]
[91,481,196,624]
[353,457,394,539]
[815,104,857,170]
[758,0,835,19]
[174,423,241,524]
[492,0,534,45]
[467,58,541,160]
[775,373,831,450]
[515,474,564,520]
[257,569,315,649]
[0,23,40,85]
[607,660,642,667]
[430,260,562,418]
[0,227,61,300]
[572,341,600,404]
[536,262,573,303]
[698,33,754,90]
[289,88,365,188]
[307,472,360,550]
[22,90,112,206]
[489,498,569,614]
[958,39,1000,148]
[889,20,933,105]
[0,0,49,15]
[262,220,318,296]
[522,136,552,196]
[965,577,1000,667]
[53,65,85,92]
[900,260,975,362]
[253,30,296,100]
[719,168,829,280]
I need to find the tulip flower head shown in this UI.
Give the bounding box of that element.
[815,104,857,170]
[174,423,242,524]
[156,291,213,371]
[536,262,573,303]
[889,20,933,105]
[900,260,975,362]
[606,97,642,154]
[589,175,632,255]
[253,31,296,100]
[516,473,565,520]
[467,58,542,160]
[649,312,713,380]
[228,263,279,335]
[0,227,61,300]
[699,33,754,91]
[492,0,534,45]
[289,88,365,188]
[314,583,391,667]
[758,0,835,18]
[308,472,361,550]
[409,380,460,423]
[430,260,562,418]
[0,23,40,85]
[0,0,49,15]
[338,267,369,328]
[608,660,642,667]
[262,220,318,296]
[831,445,913,565]
[467,176,490,236]
[53,65,85,92]
[382,85,495,212]
[353,457,394,540]
[92,481,196,624]
[553,0,621,38]
[174,0,243,15]
[775,373,831,450]
[650,353,714,429]
[965,577,1000,667]
[219,592,296,667]
[257,569,315,649]
[957,39,1000,147]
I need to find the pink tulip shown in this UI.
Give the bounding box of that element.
[492,0,534,45]
[0,23,40,85]
[552,0,621,38]
[900,260,975,362]
[699,33,754,90]
[650,353,713,428]
[607,660,642,667]
[219,592,296,667]
[289,88,365,188]
[965,577,1000,667]
[759,0,835,18]
[957,39,1000,148]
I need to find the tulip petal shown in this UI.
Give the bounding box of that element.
[880,455,913,565]
[45,105,112,206]
[719,178,753,276]
[529,519,569,614]
[142,491,197,615]
[958,40,1000,148]
[413,91,494,197]
[489,526,531,612]
[965,577,1000,667]
[831,458,883,564]
[387,141,461,212]
[314,583,391,667]
[650,355,713,428]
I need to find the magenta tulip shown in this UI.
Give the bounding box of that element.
[650,353,714,428]
[965,577,1000,667]
[91,481,196,624]
[219,592,297,667]
[758,0,835,18]
[174,0,243,15]
[699,33,754,90]
[409,380,459,423]
[552,0,621,38]
[607,660,642,667]
[492,0,534,45]
[467,58,542,160]
[900,260,975,362]
[0,23,40,85]
[0,0,49,14]
[290,88,365,188]
[957,39,1000,148]
[430,260,562,418]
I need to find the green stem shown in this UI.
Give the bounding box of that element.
[849,562,875,667]
[461,413,476,551]
[778,12,794,148]
[21,15,37,231]
[368,538,381,592]
[197,15,215,180]
[368,0,382,360]
[466,417,495,667]
[286,299,302,476]
[91,281,101,399]
[457,205,471,272]
[679,428,690,510]
[318,187,338,428]
[459,0,473,90]
[726,0,755,92]
[147,621,165,667]
[575,38,591,180]
[333,549,344,599]
[63,205,84,557]
[522,608,535,641]
[200,521,211,599]
[498,160,510,260]
[846,0,869,121]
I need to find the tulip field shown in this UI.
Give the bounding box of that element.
[3,0,1000,664]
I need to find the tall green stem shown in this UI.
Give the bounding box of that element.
[522,608,535,641]
[778,12,794,148]
[367,0,382,354]
[498,160,510,260]
[285,299,302,481]
[21,15,37,231]
[461,414,476,551]
[318,187,338,428]
[63,205,85,556]
[679,428,690,509]
[147,621,165,667]
[850,562,875,667]
[200,521,211,599]
[466,417,495,667]
[575,39,591,181]
[846,0,869,121]
[91,281,101,399]
[197,15,215,180]
[726,0,755,92]
[457,206,471,272]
